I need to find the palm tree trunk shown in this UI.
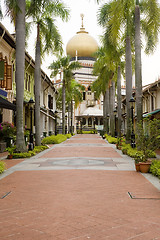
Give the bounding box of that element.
[135,4,142,124]
[105,87,109,134]
[35,23,41,146]
[71,100,73,135]
[62,78,66,134]
[125,35,132,142]
[109,81,115,137]
[15,0,27,152]
[103,93,106,132]
[68,103,70,133]
[117,65,122,138]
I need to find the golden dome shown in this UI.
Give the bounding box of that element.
[66,15,98,58]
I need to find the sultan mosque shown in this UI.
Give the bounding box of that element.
[56,14,103,132]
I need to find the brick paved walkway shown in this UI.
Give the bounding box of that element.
[0,134,160,240]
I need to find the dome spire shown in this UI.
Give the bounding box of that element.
[66,15,98,58]
[77,13,88,34]
[80,13,84,28]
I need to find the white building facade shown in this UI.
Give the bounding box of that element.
[65,16,103,132]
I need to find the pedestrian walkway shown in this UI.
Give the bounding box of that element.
[0,134,160,239]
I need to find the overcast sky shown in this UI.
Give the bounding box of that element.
[1,0,160,86]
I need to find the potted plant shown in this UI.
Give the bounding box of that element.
[6,146,16,159]
[135,119,160,173]
[134,152,144,172]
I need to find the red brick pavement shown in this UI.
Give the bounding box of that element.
[3,159,24,169]
[42,134,121,159]
[0,134,160,240]
[0,151,24,170]
[0,171,160,240]
[40,146,121,158]
[63,138,106,144]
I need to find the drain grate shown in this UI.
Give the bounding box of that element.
[128,192,160,200]
[1,191,11,199]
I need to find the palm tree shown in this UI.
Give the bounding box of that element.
[98,0,135,142]
[117,65,122,138]
[26,0,69,145]
[135,0,160,125]
[98,0,160,142]
[67,79,85,134]
[102,30,125,137]
[5,0,27,152]
[49,56,82,134]
[0,3,2,18]
[57,79,85,134]
[92,47,115,134]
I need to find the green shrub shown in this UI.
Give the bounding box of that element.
[77,130,82,134]
[41,134,67,144]
[77,130,97,134]
[121,142,156,161]
[150,160,160,178]
[136,119,160,161]
[133,151,145,163]
[105,134,117,144]
[121,144,130,154]
[127,147,138,158]
[12,145,49,159]
[147,150,156,158]
[33,145,48,153]
[13,152,35,159]
[0,161,6,174]
[66,134,72,139]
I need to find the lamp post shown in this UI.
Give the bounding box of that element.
[129,96,136,148]
[54,110,58,136]
[114,109,117,137]
[107,114,110,134]
[93,117,96,133]
[80,117,82,134]
[71,115,73,135]
[28,98,34,151]
[65,115,67,134]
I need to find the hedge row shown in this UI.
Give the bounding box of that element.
[105,134,117,144]
[0,161,6,174]
[12,145,49,159]
[41,134,71,144]
[150,160,160,178]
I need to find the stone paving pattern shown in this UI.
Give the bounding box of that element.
[0,134,160,239]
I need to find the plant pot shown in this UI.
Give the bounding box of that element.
[7,154,13,159]
[139,161,151,173]
[135,163,140,172]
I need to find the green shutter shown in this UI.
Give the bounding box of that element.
[0,61,4,81]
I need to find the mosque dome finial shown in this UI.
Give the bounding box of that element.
[66,14,98,58]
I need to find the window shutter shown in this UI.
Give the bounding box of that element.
[6,65,12,90]
[0,61,4,81]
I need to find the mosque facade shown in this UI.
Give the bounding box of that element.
[55,15,103,132]
[66,15,103,132]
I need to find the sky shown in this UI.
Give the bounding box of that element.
[1,0,160,86]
